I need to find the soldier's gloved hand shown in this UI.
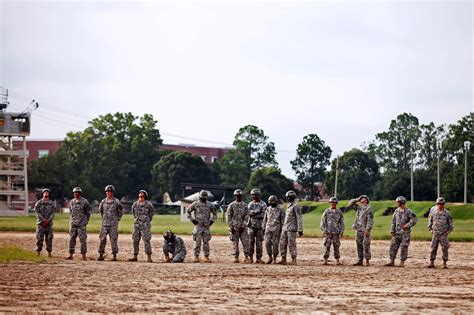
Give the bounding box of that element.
[298,231,303,237]
[323,232,327,237]
[364,231,370,237]
[390,232,395,236]
[209,220,214,226]
[340,233,344,238]
[191,219,198,225]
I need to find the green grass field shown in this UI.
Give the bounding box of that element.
[0,245,48,263]
[1,201,473,241]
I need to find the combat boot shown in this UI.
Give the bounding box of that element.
[277,256,287,265]
[266,255,273,264]
[443,261,448,269]
[336,259,343,265]
[65,253,73,260]
[365,260,370,266]
[248,256,254,264]
[243,256,251,264]
[128,255,138,262]
[288,257,297,265]
[255,258,264,264]
[384,260,395,267]
[203,256,211,263]
[193,256,200,263]
[353,260,363,266]
[97,254,104,261]
[428,261,435,268]
[233,257,239,263]
[323,258,329,265]
[164,256,171,263]
[81,254,87,261]
[48,252,52,258]
[111,254,117,261]
[147,255,153,263]
[399,261,405,267]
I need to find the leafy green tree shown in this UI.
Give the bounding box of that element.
[325,149,379,199]
[245,167,293,203]
[418,122,447,168]
[291,134,332,199]
[151,151,212,201]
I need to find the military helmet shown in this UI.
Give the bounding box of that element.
[329,197,338,204]
[358,195,370,203]
[139,189,148,199]
[163,230,174,240]
[268,195,278,204]
[105,185,115,193]
[396,196,407,204]
[199,190,208,199]
[436,197,446,205]
[285,190,296,198]
[233,189,243,196]
[250,189,261,196]
[72,187,82,194]
[41,188,51,196]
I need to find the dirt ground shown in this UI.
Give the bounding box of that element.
[0,232,473,313]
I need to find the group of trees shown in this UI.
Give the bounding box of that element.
[29,111,472,203]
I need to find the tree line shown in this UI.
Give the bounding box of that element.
[29,112,473,203]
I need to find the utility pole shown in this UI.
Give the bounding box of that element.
[334,156,339,198]
[464,141,471,204]
[410,141,416,202]
[437,140,442,198]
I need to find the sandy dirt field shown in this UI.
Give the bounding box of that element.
[0,232,473,313]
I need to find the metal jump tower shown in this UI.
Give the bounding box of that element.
[0,87,33,215]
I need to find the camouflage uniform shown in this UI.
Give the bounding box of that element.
[131,200,154,256]
[163,235,187,262]
[68,197,91,254]
[247,200,267,260]
[186,200,217,257]
[428,207,453,262]
[226,200,250,259]
[389,207,418,261]
[320,207,345,259]
[352,205,374,261]
[262,204,285,258]
[98,197,123,255]
[280,201,303,259]
[35,199,55,253]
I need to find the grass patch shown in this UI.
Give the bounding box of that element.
[0,245,47,263]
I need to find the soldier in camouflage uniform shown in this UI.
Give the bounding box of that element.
[66,187,91,261]
[385,196,418,267]
[128,190,154,262]
[163,230,187,263]
[186,190,217,263]
[262,195,285,264]
[34,188,55,257]
[351,195,374,266]
[278,190,303,265]
[320,197,344,265]
[247,189,267,264]
[428,197,454,269]
[97,185,124,261]
[226,189,250,263]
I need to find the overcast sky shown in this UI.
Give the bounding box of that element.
[1,0,472,179]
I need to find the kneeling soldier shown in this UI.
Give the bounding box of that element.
[320,197,344,265]
[163,230,187,263]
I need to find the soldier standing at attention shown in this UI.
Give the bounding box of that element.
[186,190,217,263]
[247,189,267,264]
[428,197,453,269]
[262,195,285,264]
[66,187,91,261]
[278,190,303,265]
[320,197,344,265]
[351,195,374,266]
[226,189,250,263]
[97,185,123,261]
[128,190,154,262]
[384,196,418,267]
[163,230,187,263]
[35,188,55,257]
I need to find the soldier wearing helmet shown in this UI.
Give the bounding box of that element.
[128,190,155,263]
[247,188,267,264]
[384,196,418,267]
[262,195,285,264]
[34,188,56,257]
[320,197,345,265]
[66,187,91,261]
[226,189,251,263]
[351,194,374,266]
[428,197,453,269]
[163,230,187,263]
[97,184,124,261]
[186,190,218,263]
[278,190,303,265]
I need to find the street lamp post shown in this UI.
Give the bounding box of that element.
[437,140,442,198]
[464,141,471,204]
[411,141,416,202]
[334,156,339,198]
